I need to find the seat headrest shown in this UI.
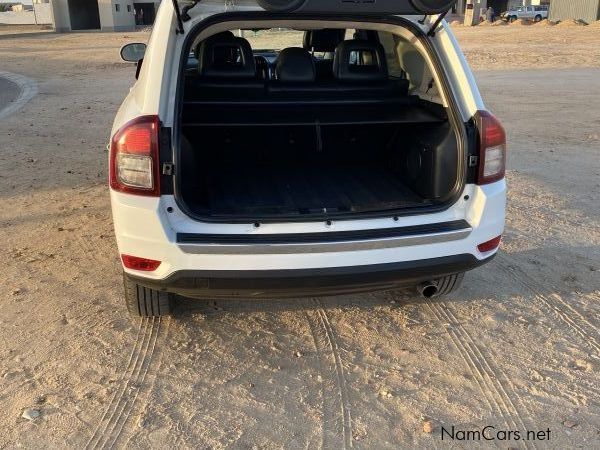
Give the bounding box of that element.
[194,30,234,59]
[333,40,388,82]
[198,34,256,79]
[275,47,316,83]
[303,29,346,53]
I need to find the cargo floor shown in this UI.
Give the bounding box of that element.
[187,165,427,218]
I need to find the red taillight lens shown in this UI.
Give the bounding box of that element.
[110,115,160,196]
[121,254,161,271]
[477,236,502,253]
[476,111,506,185]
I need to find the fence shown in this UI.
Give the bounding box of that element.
[0,4,53,25]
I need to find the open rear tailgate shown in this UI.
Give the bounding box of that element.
[175,0,455,20]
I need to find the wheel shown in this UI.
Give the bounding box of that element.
[418,273,465,298]
[509,16,517,23]
[435,273,464,296]
[123,272,173,317]
[534,15,542,22]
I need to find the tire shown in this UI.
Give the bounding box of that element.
[123,273,173,317]
[418,273,465,298]
[509,16,517,23]
[434,273,465,296]
[534,15,542,22]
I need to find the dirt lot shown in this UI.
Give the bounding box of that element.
[0,23,599,449]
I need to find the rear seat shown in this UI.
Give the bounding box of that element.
[185,35,410,107]
[332,39,409,97]
[267,40,409,101]
[185,34,264,101]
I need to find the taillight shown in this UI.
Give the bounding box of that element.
[121,254,161,271]
[110,115,160,196]
[476,111,506,185]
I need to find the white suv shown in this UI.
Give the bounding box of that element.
[111,0,506,317]
[501,5,549,23]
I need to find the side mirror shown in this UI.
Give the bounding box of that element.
[120,43,147,63]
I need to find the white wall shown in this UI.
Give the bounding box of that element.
[111,0,136,31]
[0,11,34,24]
[50,0,136,31]
[35,3,53,23]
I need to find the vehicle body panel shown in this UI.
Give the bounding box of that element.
[110,0,506,295]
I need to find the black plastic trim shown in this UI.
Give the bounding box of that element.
[177,220,470,244]
[127,253,494,299]
[159,126,174,195]
[172,13,468,224]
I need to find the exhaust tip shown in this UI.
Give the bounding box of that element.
[418,282,438,299]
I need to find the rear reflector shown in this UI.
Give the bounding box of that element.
[477,236,502,253]
[121,254,161,271]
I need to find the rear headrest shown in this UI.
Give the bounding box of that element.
[275,47,316,83]
[198,34,256,79]
[194,30,234,59]
[303,29,346,53]
[333,40,388,82]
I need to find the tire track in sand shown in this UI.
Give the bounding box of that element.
[85,317,163,450]
[305,299,353,449]
[497,254,600,354]
[427,302,536,450]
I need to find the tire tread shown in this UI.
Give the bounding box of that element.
[123,273,172,317]
[435,273,465,297]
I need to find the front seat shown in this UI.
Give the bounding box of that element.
[303,29,345,80]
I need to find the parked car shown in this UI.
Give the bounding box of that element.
[111,0,506,317]
[501,5,549,22]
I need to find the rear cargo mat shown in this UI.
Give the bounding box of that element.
[193,165,426,218]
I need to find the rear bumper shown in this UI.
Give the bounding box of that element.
[126,253,494,299]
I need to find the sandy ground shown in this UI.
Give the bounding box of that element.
[0,23,599,449]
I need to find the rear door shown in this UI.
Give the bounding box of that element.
[525,6,535,20]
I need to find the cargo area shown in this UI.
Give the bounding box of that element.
[180,107,459,220]
[176,26,462,221]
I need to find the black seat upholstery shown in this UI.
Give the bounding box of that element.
[193,30,234,59]
[275,47,316,83]
[330,39,409,97]
[303,29,346,53]
[186,33,264,101]
[198,35,256,79]
[333,39,388,82]
[303,29,345,80]
[266,40,409,100]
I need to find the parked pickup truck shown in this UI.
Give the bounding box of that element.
[501,5,549,22]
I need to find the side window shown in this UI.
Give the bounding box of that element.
[377,31,405,79]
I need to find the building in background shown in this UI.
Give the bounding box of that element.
[549,0,600,24]
[11,3,33,11]
[50,0,161,31]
